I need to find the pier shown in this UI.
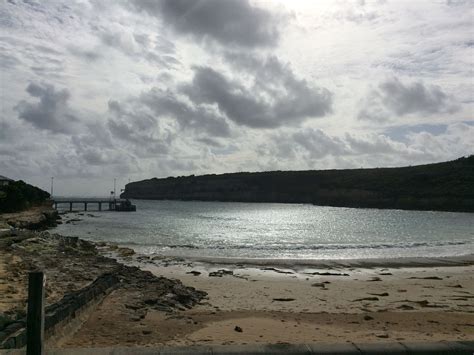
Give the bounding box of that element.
[52,199,136,212]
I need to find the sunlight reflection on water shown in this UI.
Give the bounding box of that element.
[53,200,474,260]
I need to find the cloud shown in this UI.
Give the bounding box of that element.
[292,129,348,159]
[15,82,78,134]
[358,78,459,121]
[128,0,283,48]
[138,88,231,137]
[106,99,171,156]
[181,55,333,128]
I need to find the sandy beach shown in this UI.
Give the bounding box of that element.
[58,249,474,347]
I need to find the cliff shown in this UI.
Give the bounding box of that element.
[121,156,474,212]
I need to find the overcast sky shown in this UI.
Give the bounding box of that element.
[0,0,473,196]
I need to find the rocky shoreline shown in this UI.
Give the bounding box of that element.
[0,202,61,232]
[0,223,207,348]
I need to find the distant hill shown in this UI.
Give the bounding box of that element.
[0,180,50,213]
[121,156,474,212]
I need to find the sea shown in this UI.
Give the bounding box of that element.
[52,200,474,260]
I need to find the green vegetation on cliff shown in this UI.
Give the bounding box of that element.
[122,156,474,212]
[0,180,50,213]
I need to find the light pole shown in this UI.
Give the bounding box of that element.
[50,177,54,198]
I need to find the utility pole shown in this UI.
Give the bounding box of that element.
[50,177,54,198]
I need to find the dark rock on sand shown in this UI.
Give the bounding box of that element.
[367,277,382,282]
[117,247,135,257]
[273,298,296,302]
[352,297,379,302]
[209,269,233,277]
[261,267,294,274]
[305,271,349,276]
[187,271,201,276]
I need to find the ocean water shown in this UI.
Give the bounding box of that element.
[52,200,474,260]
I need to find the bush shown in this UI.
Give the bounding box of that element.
[0,180,50,213]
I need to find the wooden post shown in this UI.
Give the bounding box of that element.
[98,202,102,211]
[26,271,45,355]
[69,202,73,212]
[84,202,88,211]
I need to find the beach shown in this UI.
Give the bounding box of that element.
[0,207,473,348]
[58,251,474,347]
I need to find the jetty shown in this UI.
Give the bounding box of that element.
[52,198,136,212]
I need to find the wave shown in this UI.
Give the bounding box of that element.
[123,240,471,251]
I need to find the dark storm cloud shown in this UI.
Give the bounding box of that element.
[180,56,333,128]
[358,78,459,121]
[128,0,282,48]
[138,88,231,137]
[15,82,78,134]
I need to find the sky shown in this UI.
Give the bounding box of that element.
[0,0,473,196]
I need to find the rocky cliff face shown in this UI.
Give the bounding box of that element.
[121,156,474,212]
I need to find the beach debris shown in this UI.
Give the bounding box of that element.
[187,271,201,276]
[208,269,233,277]
[363,315,374,321]
[413,300,448,308]
[234,326,243,332]
[261,267,294,274]
[367,276,382,282]
[408,276,443,280]
[448,284,463,288]
[378,272,393,275]
[304,271,349,276]
[376,334,389,338]
[369,292,389,297]
[352,297,379,302]
[272,298,296,302]
[311,283,326,288]
[397,299,448,308]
